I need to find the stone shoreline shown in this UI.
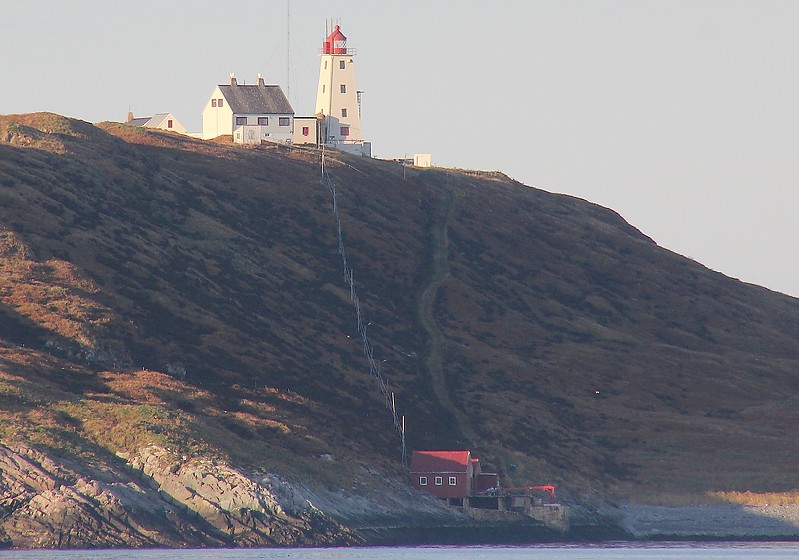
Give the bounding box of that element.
[620,503,799,540]
[6,441,799,548]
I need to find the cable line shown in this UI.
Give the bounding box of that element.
[321,162,406,464]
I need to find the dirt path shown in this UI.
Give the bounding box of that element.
[417,185,476,444]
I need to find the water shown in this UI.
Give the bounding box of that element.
[1,544,799,560]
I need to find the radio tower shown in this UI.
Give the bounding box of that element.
[286,0,291,102]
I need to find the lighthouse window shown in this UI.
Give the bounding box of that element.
[340,84,346,93]
[339,60,346,69]
[341,108,347,118]
[322,85,326,93]
[340,126,350,136]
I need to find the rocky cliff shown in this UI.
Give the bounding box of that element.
[0,442,359,548]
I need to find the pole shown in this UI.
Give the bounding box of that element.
[286,0,291,102]
[402,415,406,464]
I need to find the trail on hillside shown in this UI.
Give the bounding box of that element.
[417,181,476,445]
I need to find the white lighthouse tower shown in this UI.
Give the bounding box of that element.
[315,23,371,156]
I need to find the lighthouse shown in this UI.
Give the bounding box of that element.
[315,23,371,156]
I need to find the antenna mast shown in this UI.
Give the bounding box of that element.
[286,0,291,101]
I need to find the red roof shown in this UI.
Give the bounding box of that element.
[322,24,349,54]
[409,450,471,473]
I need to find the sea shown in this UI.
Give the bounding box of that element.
[1,544,799,560]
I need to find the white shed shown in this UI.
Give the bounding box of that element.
[126,112,186,135]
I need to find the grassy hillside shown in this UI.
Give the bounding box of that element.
[2,113,799,505]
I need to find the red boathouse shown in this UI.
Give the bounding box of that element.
[409,450,499,505]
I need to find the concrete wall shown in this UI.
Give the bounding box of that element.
[232,116,293,145]
[293,117,319,145]
[414,154,432,168]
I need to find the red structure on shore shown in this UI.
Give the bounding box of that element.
[409,450,499,504]
[410,450,564,528]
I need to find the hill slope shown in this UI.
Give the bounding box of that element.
[2,113,799,545]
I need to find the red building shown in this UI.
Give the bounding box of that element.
[409,450,500,504]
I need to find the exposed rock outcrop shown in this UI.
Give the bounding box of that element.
[0,443,357,548]
[122,445,358,547]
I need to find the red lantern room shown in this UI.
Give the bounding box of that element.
[323,24,348,55]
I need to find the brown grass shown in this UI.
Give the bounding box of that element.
[4,112,799,500]
[0,230,112,346]
[710,490,799,506]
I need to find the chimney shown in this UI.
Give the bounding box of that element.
[126,110,134,122]
[257,73,265,87]
[229,72,237,86]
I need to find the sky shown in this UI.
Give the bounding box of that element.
[3,1,799,297]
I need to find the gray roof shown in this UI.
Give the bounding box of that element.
[127,113,177,129]
[219,84,294,115]
[145,113,170,128]
[127,117,152,127]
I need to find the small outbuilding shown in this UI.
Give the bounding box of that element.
[292,115,321,146]
[413,154,432,168]
[126,112,186,134]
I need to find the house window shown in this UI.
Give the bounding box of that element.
[218,99,223,107]
[302,126,310,136]
[339,60,346,69]
[340,84,346,93]
[211,99,217,107]
[236,117,247,125]
[341,108,347,118]
[340,126,350,136]
[167,120,173,128]
[419,476,427,486]
[258,117,268,126]
[279,117,290,126]
[449,477,457,486]
[434,477,443,486]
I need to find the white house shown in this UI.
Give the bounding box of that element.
[315,24,371,156]
[126,112,186,134]
[202,75,294,144]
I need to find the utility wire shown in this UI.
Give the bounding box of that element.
[321,166,406,465]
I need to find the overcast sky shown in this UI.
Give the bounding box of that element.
[3,1,799,297]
